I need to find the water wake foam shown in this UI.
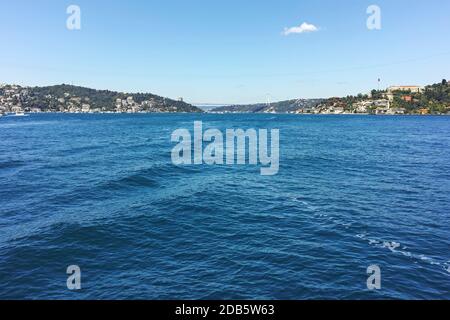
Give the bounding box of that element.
[289,195,449,275]
[356,233,450,274]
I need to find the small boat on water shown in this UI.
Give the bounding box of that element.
[14,112,27,117]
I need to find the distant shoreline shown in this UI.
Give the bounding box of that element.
[2,112,449,117]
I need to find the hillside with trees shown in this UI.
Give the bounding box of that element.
[0,84,203,114]
[389,79,450,114]
[316,80,450,115]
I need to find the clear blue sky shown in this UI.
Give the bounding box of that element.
[1,0,449,104]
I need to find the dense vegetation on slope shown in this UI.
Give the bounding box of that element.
[390,80,450,114]
[1,84,203,113]
[314,80,450,115]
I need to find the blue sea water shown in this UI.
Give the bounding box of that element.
[0,113,449,300]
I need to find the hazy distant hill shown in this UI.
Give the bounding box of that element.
[210,99,323,114]
[195,104,225,112]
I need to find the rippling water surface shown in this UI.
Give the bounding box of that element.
[0,113,449,299]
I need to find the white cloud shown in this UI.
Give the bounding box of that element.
[283,22,319,36]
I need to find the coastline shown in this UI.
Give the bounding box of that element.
[2,112,449,118]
